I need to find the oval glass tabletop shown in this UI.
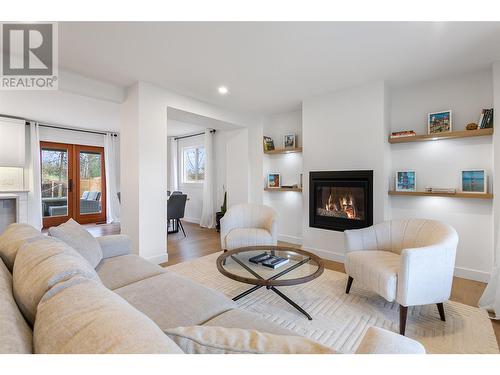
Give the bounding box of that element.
[216,246,324,287]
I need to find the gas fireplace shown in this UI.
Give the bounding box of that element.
[309,171,373,232]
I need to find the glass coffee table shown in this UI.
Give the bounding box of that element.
[216,246,324,320]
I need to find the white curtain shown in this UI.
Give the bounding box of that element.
[27,122,42,230]
[169,137,179,192]
[479,236,500,319]
[104,133,121,223]
[200,129,215,228]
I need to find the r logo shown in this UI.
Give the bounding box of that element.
[2,23,53,76]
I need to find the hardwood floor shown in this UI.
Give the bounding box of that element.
[82,220,500,347]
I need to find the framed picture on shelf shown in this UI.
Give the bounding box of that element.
[267,173,281,188]
[283,134,296,149]
[395,171,417,192]
[461,169,487,194]
[263,136,275,152]
[428,110,452,134]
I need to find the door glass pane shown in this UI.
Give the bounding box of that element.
[41,148,68,218]
[79,151,102,215]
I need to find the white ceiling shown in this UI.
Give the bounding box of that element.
[59,22,500,114]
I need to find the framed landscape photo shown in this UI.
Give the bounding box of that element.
[428,110,452,134]
[267,173,281,188]
[395,170,417,192]
[461,169,487,194]
[283,134,296,149]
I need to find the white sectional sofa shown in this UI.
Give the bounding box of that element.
[0,222,425,354]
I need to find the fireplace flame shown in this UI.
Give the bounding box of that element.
[324,193,357,219]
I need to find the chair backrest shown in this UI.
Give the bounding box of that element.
[368,219,458,255]
[225,203,277,229]
[86,191,101,201]
[171,191,182,195]
[167,194,187,220]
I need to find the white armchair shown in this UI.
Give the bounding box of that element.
[220,203,278,251]
[344,218,458,335]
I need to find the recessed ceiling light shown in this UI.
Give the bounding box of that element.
[218,86,229,95]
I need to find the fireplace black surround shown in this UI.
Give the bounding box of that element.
[309,170,373,232]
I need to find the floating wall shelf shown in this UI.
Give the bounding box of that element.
[388,128,493,144]
[264,187,303,192]
[388,190,493,199]
[264,147,303,154]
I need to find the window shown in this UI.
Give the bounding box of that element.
[182,146,205,183]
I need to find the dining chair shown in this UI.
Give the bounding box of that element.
[167,194,188,237]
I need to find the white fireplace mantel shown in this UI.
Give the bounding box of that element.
[0,191,29,226]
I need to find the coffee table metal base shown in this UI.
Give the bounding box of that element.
[232,284,313,320]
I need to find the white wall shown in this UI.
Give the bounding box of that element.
[494,63,500,267]
[390,69,494,281]
[301,81,389,262]
[0,79,122,132]
[263,110,303,244]
[226,128,250,207]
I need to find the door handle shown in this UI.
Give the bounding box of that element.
[68,179,73,192]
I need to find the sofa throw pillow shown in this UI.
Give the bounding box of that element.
[0,260,32,353]
[0,223,41,272]
[48,218,103,268]
[165,325,336,354]
[34,278,184,354]
[13,236,100,325]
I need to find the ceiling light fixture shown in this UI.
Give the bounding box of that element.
[218,86,229,95]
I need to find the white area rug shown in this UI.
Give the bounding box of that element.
[167,253,499,354]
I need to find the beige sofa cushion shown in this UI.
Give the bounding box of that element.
[0,260,32,353]
[165,325,335,354]
[13,236,100,324]
[34,278,183,354]
[48,219,103,268]
[204,308,295,336]
[96,254,165,290]
[0,223,41,272]
[355,326,426,354]
[115,272,237,329]
[345,250,400,302]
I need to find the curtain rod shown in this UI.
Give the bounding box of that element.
[0,113,118,137]
[174,129,216,141]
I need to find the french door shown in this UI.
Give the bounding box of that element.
[41,142,106,228]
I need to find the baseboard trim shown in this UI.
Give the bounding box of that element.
[301,245,345,263]
[278,234,303,245]
[454,266,490,283]
[182,217,200,224]
[301,245,491,282]
[146,253,168,265]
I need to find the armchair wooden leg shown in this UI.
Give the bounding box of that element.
[345,276,354,294]
[399,305,408,336]
[436,303,446,321]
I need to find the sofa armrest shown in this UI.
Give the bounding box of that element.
[355,327,425,354]
[97,235,131,259]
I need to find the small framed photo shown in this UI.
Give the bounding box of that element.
[283,134,296,149]
[461,169,487,194]
[267,173,281,188]
[263,136,275,152]
[428,110,452,134]
[395,171,417,192]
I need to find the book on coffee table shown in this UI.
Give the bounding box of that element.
[261,256,289,269]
